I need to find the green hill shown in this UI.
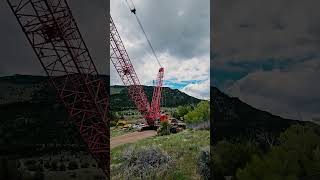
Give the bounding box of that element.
[211,86,311,141]
[0,75,200,109]
[110,85,201,111]
[0,75,200,153]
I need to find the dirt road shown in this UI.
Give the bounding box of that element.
[110,130,157,149]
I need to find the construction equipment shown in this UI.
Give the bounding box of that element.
[110,16,165,130]
[116,120,128,127]
[7,0,110,176]
[110,3,186,133]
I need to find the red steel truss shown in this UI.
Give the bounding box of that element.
[149,67,164,120]
[110,16,164,126]
[7,0,109,176]
[109,16,153,123]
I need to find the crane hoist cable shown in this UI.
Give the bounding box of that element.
[124,0,162,68]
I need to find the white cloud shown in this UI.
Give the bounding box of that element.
[212,0,320,121]
[178,10,185,17]
[181,79,210,100]
[227,58,320,121]
[111,51,210,99]
[137,52,210,84]
[110,0,210,99]
[213,0,320,65]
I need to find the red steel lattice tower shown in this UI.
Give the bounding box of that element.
[150,67,164,120]
[7,0,110,176]
[110,16,164,126]
[109,16,155,125]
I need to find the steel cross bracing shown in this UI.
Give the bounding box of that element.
[109,16,156,125]
[149,67,164,120]
[110,16,165,126]
[7,0,110,176]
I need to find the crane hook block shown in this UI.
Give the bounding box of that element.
[131,8,136,14]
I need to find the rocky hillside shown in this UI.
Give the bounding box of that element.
[211,86,309,141]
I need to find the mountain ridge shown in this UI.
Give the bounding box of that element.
[0,75,312,148]
[110,85,201,111]
[0,74,201,151]
[0,74,201,108]
[211,86,310,141]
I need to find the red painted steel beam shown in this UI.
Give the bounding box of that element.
[110,16,155,124]
[7,0,109,176]
[149,67,164,120]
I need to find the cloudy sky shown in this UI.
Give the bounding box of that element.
[111,0,210,99]
[0,0,108,76]
[212,0,320,121]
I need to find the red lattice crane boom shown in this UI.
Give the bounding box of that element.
[110,16,164,126]
[7,0,110,176]
[149,67,164,120]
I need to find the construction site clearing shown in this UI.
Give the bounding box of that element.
[113,117,187,134]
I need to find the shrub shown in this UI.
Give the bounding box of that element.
[68,161,79,170]
[21,171,34,180]
[157,121,171,136]
[33,170,44,180]
[50,161,58,171]
[119,146,174,179]
[80,162,89,168]
[184,101,209,124]
[236,124,320,180]
[172,111,179,119]
[177,105,193,118]
[59,163,66,171]
[69,172,77,178]
[212,140,260,179]
[24,159,36,167]
[24,160,39,171]
[197,146,210,180]
[43,161,51,169]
